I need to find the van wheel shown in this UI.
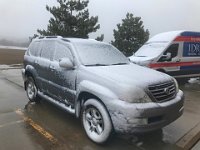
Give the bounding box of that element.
[81,99,113,144]
[26,77,40,102]
[176,78,189,85]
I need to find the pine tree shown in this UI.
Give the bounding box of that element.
[111,13,149,56]
[95,34,104,41]
[37,0,102,39]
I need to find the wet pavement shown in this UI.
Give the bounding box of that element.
[0,67,200,150]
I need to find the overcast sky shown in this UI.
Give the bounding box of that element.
[0,0,200,42]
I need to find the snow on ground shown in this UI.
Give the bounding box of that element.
[0,64,22,70]
[0,45,27,50]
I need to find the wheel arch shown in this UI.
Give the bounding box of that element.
[24,65,38,90]
[156,68,166,74]
[75,81,117,118]
[76,91,104,118]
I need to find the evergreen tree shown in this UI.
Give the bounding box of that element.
[95,34,104,41]
[111,13,149,56]
[37,0,101,39]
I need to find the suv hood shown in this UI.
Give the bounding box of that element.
[85,63,171,88]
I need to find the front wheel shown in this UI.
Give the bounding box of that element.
[82,99,113,144]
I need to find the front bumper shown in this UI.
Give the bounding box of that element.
[105,90,184,133]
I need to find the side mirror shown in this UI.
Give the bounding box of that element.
[162,52,171,60]
[59,58,74,69]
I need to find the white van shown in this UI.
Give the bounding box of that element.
[130,31,200,80]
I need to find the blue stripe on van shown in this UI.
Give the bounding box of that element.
[180,65,200,70]
[181,31,200,37]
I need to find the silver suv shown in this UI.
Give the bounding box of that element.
[22,36,184,144]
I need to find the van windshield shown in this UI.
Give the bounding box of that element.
[135,42,168,57]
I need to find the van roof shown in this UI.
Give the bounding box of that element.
[148,30,200,43]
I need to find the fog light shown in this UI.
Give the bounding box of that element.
[128,118,148,125]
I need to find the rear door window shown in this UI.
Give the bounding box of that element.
[41,40,56,60]
[54,42,73,61]
[29,41,42,57]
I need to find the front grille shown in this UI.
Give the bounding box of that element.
[148,81,176,102]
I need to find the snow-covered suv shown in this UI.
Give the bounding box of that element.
[22,36,184,144]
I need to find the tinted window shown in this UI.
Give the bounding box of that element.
[165,44,179,58]
[29,41,42,56]
[159,44,179,62]
[41,41,56,60]
[54,42,73,61]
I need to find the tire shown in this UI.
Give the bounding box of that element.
[81,99,113,144]
[26,77,40,102]
[176,78,189,85]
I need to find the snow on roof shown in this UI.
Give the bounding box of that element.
[65,38,101,44]
[147,30,185,43]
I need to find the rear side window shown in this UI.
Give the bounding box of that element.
[54,42,73,61]
[41,41,56,60]
[28,41,42,57]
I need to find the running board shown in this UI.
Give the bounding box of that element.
[173,73,200,78]
[38,91,75,114]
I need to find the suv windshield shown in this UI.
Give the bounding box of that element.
[135,42,168,57]
[74,42,129,66]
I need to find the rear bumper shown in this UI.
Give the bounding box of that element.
[21,69,25,81]
[105,90,184,133]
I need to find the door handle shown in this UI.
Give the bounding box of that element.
[34,60,39,65]
[49,65,55,70]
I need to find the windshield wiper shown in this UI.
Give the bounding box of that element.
[111,62,128,65]
[85,64,109,66]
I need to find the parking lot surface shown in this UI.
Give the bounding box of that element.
[0,67,200,150]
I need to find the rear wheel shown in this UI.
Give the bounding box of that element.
[81,99,113,144]
[26,77,40,102]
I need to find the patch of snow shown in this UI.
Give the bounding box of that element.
[74,41,129,66]
[188,78,200,84]
[134,42,168,58]
[148,30,184,43]
[0,45,27,50]
[0,64,22,70]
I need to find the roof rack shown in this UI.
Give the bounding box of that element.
[36,36,63,39]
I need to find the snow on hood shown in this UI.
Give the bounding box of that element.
[129,55,155,63]
[85,63,171,88]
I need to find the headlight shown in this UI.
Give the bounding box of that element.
[173,78,179,93]
[118,85,152,103]
[133,94,152,103]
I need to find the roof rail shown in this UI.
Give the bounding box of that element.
[35,36,63,39]
[46,36,63,39]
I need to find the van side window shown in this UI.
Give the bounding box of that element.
[41,41,56,60]
[54,43,73,61]
[29,41,42,57]
[159,44,179,62]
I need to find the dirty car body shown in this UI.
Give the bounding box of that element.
[22,37,184,143]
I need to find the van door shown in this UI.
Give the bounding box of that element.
[157,43,180,75]
[179,41,200,77]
